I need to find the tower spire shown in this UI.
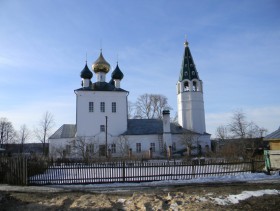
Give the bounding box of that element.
[179,40,199,81]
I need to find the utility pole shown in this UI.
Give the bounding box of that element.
[105,116,108,158]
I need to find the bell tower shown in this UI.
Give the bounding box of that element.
[177,40,206,134]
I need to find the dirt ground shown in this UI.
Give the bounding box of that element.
[0,182,280,211]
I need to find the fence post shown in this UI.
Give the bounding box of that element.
[22,157,28,186]
[122,161,125,182]
[251,159,255,173]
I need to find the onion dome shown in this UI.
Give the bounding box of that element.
[92,51,110,73]
[111,63,124,80]
[80,63,93,79]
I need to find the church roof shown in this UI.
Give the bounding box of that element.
[80,63,93,79]
[49,120,202,139]
[111,64,124,80]
[49,124,76,139]
[75,82,128,92]
[264,126,280,140]
[123,119,196,135]
[179,40,200,81]
[92,51,111,73]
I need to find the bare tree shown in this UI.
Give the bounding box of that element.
[116,136,130,157]
[71,137,97,162]
[135,93,171,119]
[228,110,267,139]
[216,109,268,159]
[18,124,30,153]
[180,131,198,157]
[216,125,229,141]
[49,145,65,160]
[0,117,16,147]
[171,112,178,125]
[228,110,248,139]
[127,101,135,119]
[34,111,55,155]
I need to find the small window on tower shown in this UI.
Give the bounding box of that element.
[184,81,189,91]
[193,81,197,91]
[100,125,105,132]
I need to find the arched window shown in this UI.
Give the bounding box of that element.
[184,81,189,91]
[193,81,197,91]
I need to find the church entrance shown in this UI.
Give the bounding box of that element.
[99,145,106,157]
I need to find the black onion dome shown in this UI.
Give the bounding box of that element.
[111,64,124,80]
[80,63,93,79]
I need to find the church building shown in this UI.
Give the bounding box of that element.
[49,40,211,159]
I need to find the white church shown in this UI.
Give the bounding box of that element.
[49,40,211,159]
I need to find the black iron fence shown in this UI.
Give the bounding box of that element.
[0,157,265,186]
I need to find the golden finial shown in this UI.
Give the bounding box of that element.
[184,34,189,46]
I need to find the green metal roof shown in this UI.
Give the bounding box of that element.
[179,41,200,81]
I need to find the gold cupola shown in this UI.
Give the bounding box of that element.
[92,51,111,73]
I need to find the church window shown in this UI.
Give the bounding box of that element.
[184,72,188,77]
[89,102,94,112]
[112,102,116,113]
[100,125,105,132]
[86,144,94,154]
[100,102,105,112]
[193,81,197,91]
[111,144,116,153]
[192,71,195,75]
[184,81,189,91]
[150,143,155,152]
[136,143,141,153]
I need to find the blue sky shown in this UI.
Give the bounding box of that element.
[0,0,280,139]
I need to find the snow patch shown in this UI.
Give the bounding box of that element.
[213,189,280,205]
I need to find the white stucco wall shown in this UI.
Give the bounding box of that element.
[177,90,206,134]
[76,90,128,137]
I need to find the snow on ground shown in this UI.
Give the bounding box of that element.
[54,171,280,190]
[1,172,279,207]
[212,189,280,205]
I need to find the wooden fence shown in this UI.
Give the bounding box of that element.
[0,157,28,185]
[28,159,264,185]
[0,157,265,186]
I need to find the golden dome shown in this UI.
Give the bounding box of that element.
[92,51,110,73]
